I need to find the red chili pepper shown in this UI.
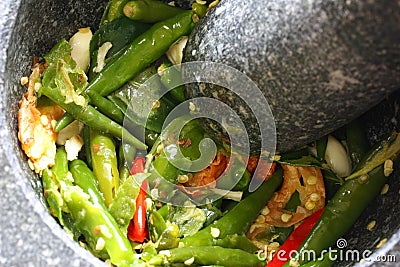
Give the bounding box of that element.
[266,208,325,267]
[130,157,146,175]
[127,157,149,243]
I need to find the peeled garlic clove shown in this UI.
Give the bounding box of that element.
[93,42,112,73]
[69,27,92,71]
[166,36,188,65]
[325,135,352,177]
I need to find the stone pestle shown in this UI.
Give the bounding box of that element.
[183,0,400,153]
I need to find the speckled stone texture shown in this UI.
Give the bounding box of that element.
[0,0,400,266]
[184,0,400,153]
[0,0,107,266]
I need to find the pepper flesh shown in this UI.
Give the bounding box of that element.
[127,179,148,242]
[127,157,149,242]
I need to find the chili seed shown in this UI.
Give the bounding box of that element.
[184,257,195,266]
[380,184,389,195]
[256,215,265,223]
[367,220,376,231]
[289,258,300,267]
[211,227,220,238]
[359,174,369,183]
[40,115,49,126]
[178,174,189,183]
[51,119,57,130]
[20,76,28,85]
[34,82,42,92]
[160,250,171,257]
[310,193,321,202]
[376,238,387,249]
[95,237,105,251]
[384,159,394,177]
[249,224,256,234]
[281,213,292,223]
[261,206,270,216]
[269,242,280,249]
[307,176,317,185]
[305,201,315,210]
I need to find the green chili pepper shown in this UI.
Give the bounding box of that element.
[40,39,146,149]
[123,0,185,23]
[145,129,160,148]
[36,96,56,107]
[41,74,146,149]
[52,146,70,186]
[54,113,74,133]
[82,125,92,168]
[118,142,136,184]
[151,117,212,184]
[192,2,208,18]
[316,135,328,161]
[149,209,168,242]
[86,10,196,97]
[152,148,182,184]
[346,132,400,180]
[91,16,150,60]
[168,202,207,237]
[89,16,151,81]
[42,168,65,224]
[90,129,120,207]
[286,159,395,265]
[346,118,370,168]
[101,0,130,24]
[155,224,180,250]
[141,246,158,262]
[69,159,106,209]
[214,234,259,253]
[181,168,283,246]
[63,186,142,266]
[111,65,175,133]
[87,91,124,123]
[149,246,265,267]
[157,205,169,220]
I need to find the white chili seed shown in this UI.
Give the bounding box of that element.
[367,220,376,231]
[381,184,389,195]
[305,201,315,210]
[376,238,387,249]
[256,215,265,223]
[95,237,105,251]
[384,159,394,177]
[307,176,317,185]
[261,206,270,216]
[281,213,292,223]
[310,193,321,202]
[184,257,195,266]
[210,227,220,238]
